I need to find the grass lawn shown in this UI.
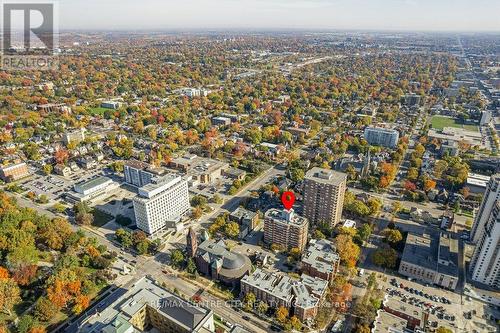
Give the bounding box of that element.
[88,107,109,115]
[92,209,114,227]
[431,115,478,132]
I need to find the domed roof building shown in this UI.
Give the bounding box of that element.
[186,230,251,287]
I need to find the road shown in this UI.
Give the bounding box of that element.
[8,173,276,332]
[197,164,285,228]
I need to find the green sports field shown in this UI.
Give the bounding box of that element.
[431,115,478,132]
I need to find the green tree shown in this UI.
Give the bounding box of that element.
[382,229,403,244]
[34,297,57,321]
[170,249,184,268]
[289,168,305,182]
[186,258,197,275]
[436,327,453,333]
[372,248,398,269]
[433,160,449,179]
[356,223,372,242]
[367,272,377,289]
[17,315,38,333]
[256,301,268,315]
[43,164,53,175]
[52,202,66,214]
[313,229,326,240]
[224,222,240,239]
[115,228,133,248]
[136,240,150,255]
[243,292,256,311]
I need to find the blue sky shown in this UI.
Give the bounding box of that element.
[60,0,500,31]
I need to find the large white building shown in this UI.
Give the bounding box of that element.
[133,174,190,235]
[67,176,119,203]
[471,174,500,243]
[363,126,399,148]
[469,174,500,289]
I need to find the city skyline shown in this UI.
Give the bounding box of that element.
[61,0,500,32]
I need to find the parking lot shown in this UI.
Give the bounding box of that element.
[188,174,234,200]
[18,164,108,204]
[382,277,498,333]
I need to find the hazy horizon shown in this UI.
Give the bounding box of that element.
[59,0,500,32]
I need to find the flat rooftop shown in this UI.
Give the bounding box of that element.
[301,239,340,276]
[136,174,184,200]
[372,310,408,333]
[365,126,399,134]
[265,208,308,228]
[170,154,228,175]
[76,277,212,333]
[74,176,112,192]
[241,268,294,304]
[125,159,167,176]
[305,167,347,185]
[401,232,458,278]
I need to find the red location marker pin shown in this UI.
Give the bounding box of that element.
[281,191,295,210]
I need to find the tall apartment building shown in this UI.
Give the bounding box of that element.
[469,201,500,288]
[303,167,347,227]
[0,162,29,182]
[133,174,190,235]
[123,160,166,187]
[363,126,400,148]
[264,208,308,251]
[471,174,500,243]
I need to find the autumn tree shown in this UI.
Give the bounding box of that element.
[12,264,38,286]
[335,234,361,268]
[0,267,9,279]
[436,327,453,333]
[275,306,289,323]
[34,297,58,321]
[47,280,71,309]
[423,179,437,192]
[54,148,69,165]
[242,292,256,311]
[224,221,240,239]
[382,229,403,244]
[72,295,90,315]
[0,277,21,315]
